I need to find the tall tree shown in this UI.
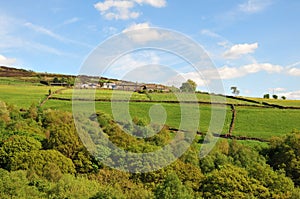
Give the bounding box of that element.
[180,79,197,92]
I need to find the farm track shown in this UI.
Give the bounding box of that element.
[39,88,68,107]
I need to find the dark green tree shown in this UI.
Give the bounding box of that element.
[266,131,300,186]
[231,86,240,96]
[263,94,270,99]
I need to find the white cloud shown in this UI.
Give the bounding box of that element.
[239,0,273,14]
[123,22,151,31]
[179,72,207,87]
[107,50,161,77]
[122,22,164,43]
[94,0,166,20]
[165,73,206,89]
[287,67,300,76]
[278,90,300,100]
[134,0,166,7]
[223,42,258,59]
[0,54,17,66]
[201,63,283,80]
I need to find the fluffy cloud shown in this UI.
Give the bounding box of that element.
[286,67,300,76]
[196,63,282,80]
[94,0,166,20]
[0,54,16,66]
[223,42,258,59]
[123,22,151,31]
[122,22,164,43]
[164,72,207,89]
[239,0,273,14]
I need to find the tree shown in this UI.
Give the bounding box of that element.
[0,135,42,170]
[53,77,59,83]
[154,173,193,199]
[266,131,300,186]
[180,79,197,92]
[202,164,270,198]
[231,86,240,96]
[263,94,270,99]
[272,94,278,99]
[281,96,286,100]
[0,169,42,198]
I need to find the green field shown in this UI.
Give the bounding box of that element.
[53,88,262,105]
[233,106,300,139]
[246,97,300,107]
[53,89,149,101]
[0,84,60,109]
[1,83,300,141]
[44,100,231,134]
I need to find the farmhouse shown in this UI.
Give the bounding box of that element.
[78,83,100,89]
[102,82,116,89]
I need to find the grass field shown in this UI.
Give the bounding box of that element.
[0,84,59,108]
[1,83,300,141]
[246,97,300,107]
[53,88,262,106]
[53,89,150,101]
[44,100,232,134]
[233,106,300,139]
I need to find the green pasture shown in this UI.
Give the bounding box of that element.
[233,106,300,139]
[53,89,149,101]
[0,84,58,109]
[246,97,300,107]
[53,88,262,106]
[149,92,261,105]
[1,83,300,141]
[44,100,231,134]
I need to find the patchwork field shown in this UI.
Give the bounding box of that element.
[1,82,299,141]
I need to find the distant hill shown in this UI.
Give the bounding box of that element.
[0,66,76,78]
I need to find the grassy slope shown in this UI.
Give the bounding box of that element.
[233,106,300,139]
[0,84,59,109]
[44,100,231,134]
[246,97,300,107]
[1,80,299,140]
[54,89,261,105]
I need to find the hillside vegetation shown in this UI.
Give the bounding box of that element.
[0,67,300,198]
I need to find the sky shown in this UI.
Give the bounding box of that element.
[0,0,299,98]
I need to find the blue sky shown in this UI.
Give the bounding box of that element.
[0,0,299,98]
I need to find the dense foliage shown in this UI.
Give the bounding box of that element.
[0,100,299,198]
